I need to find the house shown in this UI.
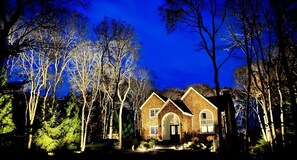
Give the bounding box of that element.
[139,87,238,152]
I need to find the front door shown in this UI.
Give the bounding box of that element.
[170,125,180,142]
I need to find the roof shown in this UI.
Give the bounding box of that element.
[206,94,234,111]
[157,93,168,102]
[158,99,193,116]
[172,99,192,115]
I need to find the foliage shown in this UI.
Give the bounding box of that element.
[182,132,213,151]
[34,92,80,152]
[0,74,16,148]
[249,137,271,159]
[0,74,15,134]
[182,136,209,151]
[136,139,157,151]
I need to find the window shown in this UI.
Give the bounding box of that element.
[150,108,159,118]
[150,126,158,135]
[200,110,214,133]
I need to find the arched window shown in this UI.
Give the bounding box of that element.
[200,110,214,133]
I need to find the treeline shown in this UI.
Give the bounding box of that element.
[0,0,154,152]
[159,0,296,157]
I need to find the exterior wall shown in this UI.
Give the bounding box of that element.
[182,90,218,133]
[141,94,165,140]
[180,115,192,140]
[157,101,192,140]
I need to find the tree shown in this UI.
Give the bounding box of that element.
[0,73,15,134]
[8,43,51,149]
[94,17,141,141]
[129,68,153,137]
[161,88,184,100]
[6,11,87,150]
[0,0,86,73]
[0,73,16,149]
[270,0,297,148]
[228,0,297,153]
[159,0,231,153]
[226,0,261,153]
[34,91,80,152]
[93,17,114,138]
[68,40,102,152]
[187,84,215,97]
[117,50,139,148]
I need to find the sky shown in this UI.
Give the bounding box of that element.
[78,0,245,91]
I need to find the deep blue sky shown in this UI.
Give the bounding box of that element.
[79,0,244,90]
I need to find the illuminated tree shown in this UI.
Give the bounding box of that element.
[0,74,15,135]
[34,91,80,152]
[94,17,141,141]
[129,68,154,136]
[228,0,297,153]
[0,0,86,73]
[68,40,102,152]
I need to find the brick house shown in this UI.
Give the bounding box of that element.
[140,87,238,151]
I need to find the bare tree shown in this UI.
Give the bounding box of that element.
[117,41,139,147]
[226,0,261,152]
[228,0,297,152]
[67,40,102,152]
[94,17,113,138]
[8,44,51,149]
[129,68,153,136]
[111,39,140,148]
[270,0,297,147]
[95,17,141,140]
[45,13,88,110]
[6,12,87,149]
[0,0,86,73]
[159,0,231,152]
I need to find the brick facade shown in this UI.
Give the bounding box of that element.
[140,93,165,140]
[140,87,222,142]
[181,89,218,132]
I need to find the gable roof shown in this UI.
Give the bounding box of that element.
[181,87,218,110]
[158,99,193,116]
[139,92,167,110]
[173,100,193,115]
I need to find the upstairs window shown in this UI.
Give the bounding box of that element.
[200,110,214,133]
[150,108,159,118]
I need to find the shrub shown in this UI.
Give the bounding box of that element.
[249,138,271,159]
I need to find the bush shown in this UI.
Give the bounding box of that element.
[249,138,271,159]
[133,138,157,151]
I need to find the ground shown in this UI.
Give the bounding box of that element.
[2,148,260,160]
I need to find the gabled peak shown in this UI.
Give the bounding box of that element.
[139,92,167,110]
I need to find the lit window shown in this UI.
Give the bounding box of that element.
[200,110,214,133]
[150,108,159,118]
[150,126,158,135]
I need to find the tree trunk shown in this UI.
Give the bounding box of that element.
[119,104,123,148]
[267,87,276,151]
[118,77,130,149]
[276,66,285,147]
[254,99,268,141]
[108,109,114,139]
[80,98,86,152]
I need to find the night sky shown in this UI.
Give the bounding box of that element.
[78,0,245,90]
